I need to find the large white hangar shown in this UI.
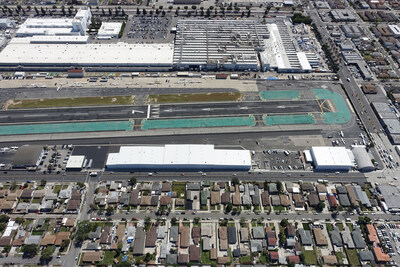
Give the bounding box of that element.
[106,145,252,172]
[310,146,354,171]
[0,38,173,71]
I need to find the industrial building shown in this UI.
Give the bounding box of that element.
[388,25,400,38]
[173,19,314,72]
[330,10,357,22]
[351,146,374,172]
[0,18,316,72]
[310,146,353,171]
[12,145,44,170]
[261,21,312,72]
[0,39,174,71]
[377,185,400,212]
[97,22,123,39]
[173,19,267,71]
[16,7,91,37]
[106,145,251,172]
[66,155,86,171]
[371,102,400,144]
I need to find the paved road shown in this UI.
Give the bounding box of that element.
[0,100,319,124]
[0,171,367,183]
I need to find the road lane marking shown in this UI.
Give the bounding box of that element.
[147,105,151,119]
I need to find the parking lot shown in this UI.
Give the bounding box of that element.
[128,16,173,43]
[255,149,307,171]
[377,223,400,265]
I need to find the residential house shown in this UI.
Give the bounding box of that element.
[298,229,312,246]
[189,245,200,262]
[219,226,228,251]
[145,226,157,247]
[313,228,328,246]
[82,252,103,264]
[180,226,190,248]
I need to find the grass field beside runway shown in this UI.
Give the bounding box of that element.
[263,114,316,125]
[259,90,300,101]
[7,96,134,109]
[148,92,241,103]
[0,121,133,135]
[141,115,256,130]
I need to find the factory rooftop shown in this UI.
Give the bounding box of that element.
[0,42,174,69]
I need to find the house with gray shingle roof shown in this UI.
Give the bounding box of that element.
[252,227,264,239]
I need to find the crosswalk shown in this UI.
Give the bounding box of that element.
[150,104,160,118]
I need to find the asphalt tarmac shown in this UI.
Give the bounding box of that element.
[0,100,320,124]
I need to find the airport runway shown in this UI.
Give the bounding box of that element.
[0,100,320,124]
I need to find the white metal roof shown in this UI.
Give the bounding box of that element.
[98,22,122,37]
[0,42,174,66]
[311,147,353,167]
[66,155,85,169]
[106,145,251,167]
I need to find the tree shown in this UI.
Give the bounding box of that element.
[77,181,85,188]
[143,8,147,15]
[116,262,131,267]
[162,10,166,16]
[231,177,239,186]
[171,217,178,225]
[358,216,371,225]
[90,203,98,211]
[40,246,53,262]
[23,244,38,258]
[316,201,325,212]
[106,206,114,215]
[168,5,173,11]
[109,8,112,16]
[2,245,10,254]
[247,8,251,17]
[193,217,200,224]
[137,7,140,14]
[0,215,9,223]
[60,239,70,252]
[277,181,283,193]
[184,6,188,11]
[41,7,46,16]
[175,8,179,16]
[15,217,25,224]
[121,9,125,16]
[128,177,137,186]
[279,231,286,246]
[225,202,233,213]
[280,218,289,228]
[144,216,151,229]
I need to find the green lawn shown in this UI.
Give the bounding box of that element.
[345,248,360,267]
[302,249,318,265]
[148,92,241,103]
[31,198,41,204]
[302,223,310,230]
[240,255,252,264]
[8,96,134,109]
[101,251,116,265]
[336,251,346,264]
[31,230,44,236]
[172,182,186,198]
[326,223,333,232]
[337,222,344,231]
[347,223,354,231]
[53,185,62,194]
[201,250,216,265]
